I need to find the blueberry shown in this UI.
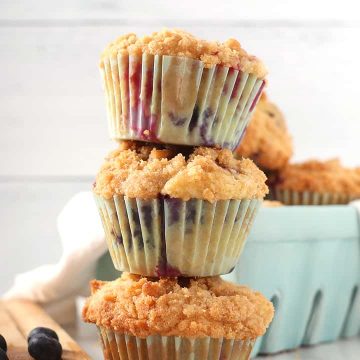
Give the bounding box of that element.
[166,197,182,225]
[185,200,196,224]
[189,105,200,132]
[141,204,153,231]
[0,335,6,352]
[27,327,59,342]
[28,334,62,360]
[0,349,8,360]
[168,112,187,127]
[200,107,213,142]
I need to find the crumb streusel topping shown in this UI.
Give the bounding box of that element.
[101,29,267,79]
[275,159,360,196]
[236,94,293,171]
[93,141,268,201]
[82,273,274,340]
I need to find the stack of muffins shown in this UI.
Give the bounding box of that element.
[235,94,360,205]
[83,29,274,359]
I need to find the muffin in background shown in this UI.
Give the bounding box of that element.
[93,141,268,277]
[235,94,293,171]
[262,200,283,207]
[100,29,267,149]
[82,273,274,360]
[272,159,360,205]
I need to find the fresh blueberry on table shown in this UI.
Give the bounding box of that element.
[0,335,7,352]
[28,334,62,360]
[27,327,59,342]
[0,349,8,360]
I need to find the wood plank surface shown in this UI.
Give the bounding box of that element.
[0,300,90,360]
[0,305,30,359]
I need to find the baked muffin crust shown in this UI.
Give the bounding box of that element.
[236,94,293,171]
[275,159,360,196]
[94,141,268,201]
[83,273,274,340]
[101,29,267,79]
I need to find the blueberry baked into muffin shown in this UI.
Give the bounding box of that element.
[93,141,268,277]
[83,273,274,360]
[100,29,267,149]
[235,94,293,171]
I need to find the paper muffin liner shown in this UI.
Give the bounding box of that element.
[273,189,355,205]
[101,53,265,150]
[94,194,261,277]
[98,328,255,360]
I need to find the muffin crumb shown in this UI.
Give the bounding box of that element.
[275,159,360,196]
[102,29,267,78]
[94,141,268,201]
[83,273,274,340]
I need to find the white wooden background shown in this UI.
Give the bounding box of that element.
[1,0,360,295]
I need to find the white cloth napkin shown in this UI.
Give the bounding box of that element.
[4,192,107,325]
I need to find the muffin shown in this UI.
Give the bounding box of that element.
[235,94,293,171]
[272,159,360,205]
[100,29,267,150]
[83,273,274,360]
[93,141,268,277]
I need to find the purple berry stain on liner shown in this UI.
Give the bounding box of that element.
[141,204,153,230]
[128,206,144,250]
[129,59,141,127]
[139,68,154,133]
[168,112,187,127]
[141,203,156,249]
[234,210,242,223]
[185,200,197,235]
[230,71,242,100]
[185,200,197,224]
[155,196,182,278]
[155,262,182,277]
[249,80,265,112]
[111,229,123,245]
[188,105,200,132]
[149,114,159,138]
[166,197,182,226]
[200,107,213,144]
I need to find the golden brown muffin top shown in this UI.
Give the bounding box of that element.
[82,273,274,340]
[101,29,267,78]
[94,141,268,201]
[275,159,360,196]
[236,94,293,171]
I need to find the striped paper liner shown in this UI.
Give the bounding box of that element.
[101,54,265,150]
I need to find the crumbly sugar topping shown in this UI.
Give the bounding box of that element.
[236,94,293,171]
[276,159,360,195]
[93,141,268,201]
[82,273,274,340]
[101,29,267,78]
